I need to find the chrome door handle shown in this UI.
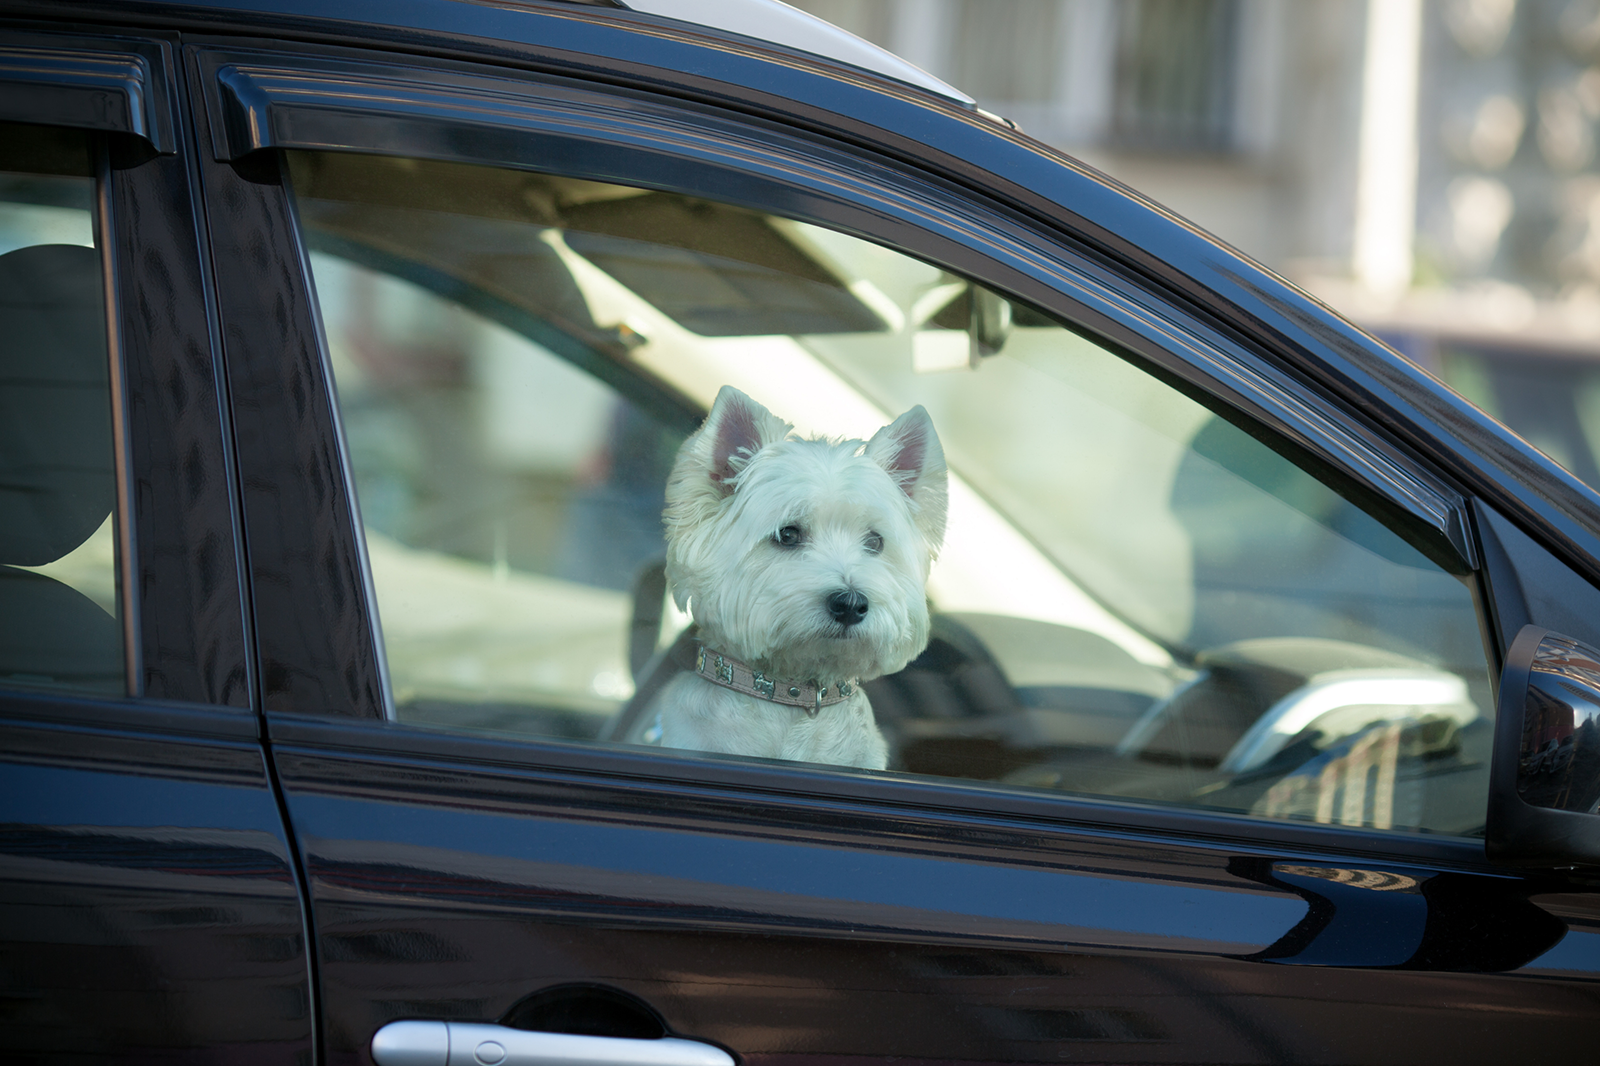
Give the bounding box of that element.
[371,1021,737,1066]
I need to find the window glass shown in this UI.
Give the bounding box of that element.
[291,151,1492,836]
[0,125,122,696]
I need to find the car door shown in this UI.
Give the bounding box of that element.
[0,26,312,1065]
[186,12,1600,1066]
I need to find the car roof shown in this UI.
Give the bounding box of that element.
[16,0,1600,582]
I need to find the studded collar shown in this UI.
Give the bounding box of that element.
[694,645,856,717]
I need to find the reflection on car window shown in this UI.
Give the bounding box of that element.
[290,150,1493,836]
[0,125,122,697]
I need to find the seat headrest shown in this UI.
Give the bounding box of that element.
[0,243,113,566]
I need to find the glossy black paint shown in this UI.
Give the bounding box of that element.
[3,2,1600,1064]
[1228,856,1567,970]
[1486,627,1600,867]
[187,61,384,718]
[271,715,1600,1065]
[162,3,1600,1061]
[107,43,251,705]
[0,695,312,1064]
[0,29,176,156]
[1475,499,1600,652]
[0,24,297,1063]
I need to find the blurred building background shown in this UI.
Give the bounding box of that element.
[790,0,1600,490]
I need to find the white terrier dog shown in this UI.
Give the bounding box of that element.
[654,386,947,770]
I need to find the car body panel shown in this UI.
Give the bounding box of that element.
[107,47,254,705]
[3,3,1600,1064]
[172,5,1600,1061]
[0,697,313,1063]
[0,23,288,1063]
[185,59,386,720]
[269,714,1597,1065]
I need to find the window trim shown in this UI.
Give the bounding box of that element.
[93,138,141,697]
[279,176,397,722]
[0,31,176,156]
[194,99,384,719]
[265,709,1497,871]
[198,45,1476,574]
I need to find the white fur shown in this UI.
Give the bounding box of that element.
[654,386,947,770]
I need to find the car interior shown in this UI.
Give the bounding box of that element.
[275,148,1500,836]
[0,161,121,696]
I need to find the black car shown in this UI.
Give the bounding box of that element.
[4,1,1600,1063]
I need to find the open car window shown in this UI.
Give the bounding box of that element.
[288,150,1494,837]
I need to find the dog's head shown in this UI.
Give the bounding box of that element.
[664,386,947,681]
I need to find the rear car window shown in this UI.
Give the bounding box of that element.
[0,125,122,697]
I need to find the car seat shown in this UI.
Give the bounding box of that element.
[0,242,122,694]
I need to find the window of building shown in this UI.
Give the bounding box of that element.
[1112,0,1241,150]
[951,0,1065,107]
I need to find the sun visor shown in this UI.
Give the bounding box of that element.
[560,193,888,336]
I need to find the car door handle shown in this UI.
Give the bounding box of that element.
[371,1021,737,1066]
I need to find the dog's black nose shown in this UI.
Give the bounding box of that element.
[827,590,869,627]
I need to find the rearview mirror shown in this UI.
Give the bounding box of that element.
[911,280,1013,372]
[970,284,1012,360]
[1487,625,1600,867]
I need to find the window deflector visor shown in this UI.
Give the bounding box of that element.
[0,34,175,156]
[201,51,1472,571]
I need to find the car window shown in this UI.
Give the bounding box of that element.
[288,150,1493,836]
[0,124,122,697]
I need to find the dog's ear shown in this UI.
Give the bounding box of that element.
[865,405,948,552]
[694,386,791,495]
[667,386,790,516]
[664,387,792,610]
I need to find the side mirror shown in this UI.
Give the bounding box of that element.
[1487,625,1600,867]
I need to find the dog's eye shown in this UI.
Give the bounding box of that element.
[775,525,802,547]
[864,531,883,554]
